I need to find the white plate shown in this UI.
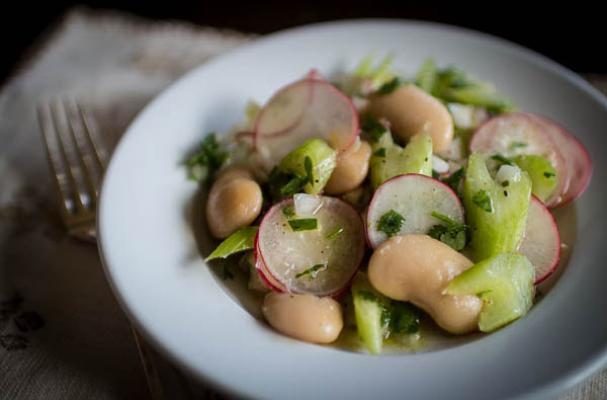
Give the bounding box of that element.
[98,20,607,399]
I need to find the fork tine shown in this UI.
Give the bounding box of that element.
[49,99,92,211]
[38,102,77,216]
[64,99,104,198]
[77,102,108,169]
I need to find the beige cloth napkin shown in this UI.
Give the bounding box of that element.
[0,7,604,400]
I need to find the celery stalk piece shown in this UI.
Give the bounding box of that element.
[351,273,389,355]
[205,226,258,262]
[353,54,396,91]
[278,138,336,195]
[415,58,437,93]
[441,87,515,114]
[513,155,558,203]
[370,132,433,188]
[464,153,531,261]
[445,253,534,332]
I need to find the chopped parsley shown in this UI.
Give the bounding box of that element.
[472,190,493,213]
[430,211,461,226]
[509,141,528,150]
[377,210,405,237]
[377,76,402,95]
[288,218,318,231]
[186,133,228,182]
[362,117,388,143]
[374,148,387,157]
[295,263,327,279]
[326,227,344,240]
[441,167,465,194]
[282,205,295,218]
[304,156,314,184]
[490,154,513,166]
[388,302,421,334]
[428,211,468,251]
[501,180,510,187]
[543,171,556,178]
[268,168,308,199]
[355,290,421,335]
[267,157,316,199]
[280,174,309,196]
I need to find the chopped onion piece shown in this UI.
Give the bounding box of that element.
[432,155,450,174]
[496,164,521,185]
[294,193,323,217]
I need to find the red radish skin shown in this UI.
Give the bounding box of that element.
[256,197,365,297]
[519,196,561,284]
[305,69,325,81]
[366,173,465,249]
[470,112,567,207]
[254,75,359,168]
[524,113,592,207]
[254,237,286,292]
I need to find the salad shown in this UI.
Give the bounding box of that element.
[187,57,591,354]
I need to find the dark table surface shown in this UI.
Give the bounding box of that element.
[3,2,606,85]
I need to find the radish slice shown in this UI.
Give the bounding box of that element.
[366,174,464,248]
[525,113,592,207]
[470,112,567,206]
[256,196,365,296]
[254,75,359,168]
[518,196,561,284]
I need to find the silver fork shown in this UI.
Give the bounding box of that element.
[38,98,165,400]
[38,99,107,242]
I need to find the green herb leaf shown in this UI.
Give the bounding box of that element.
[187,133,228,182]
[295,263,327,279]
[490,154,513,166]
[281,175,309,197]
[282,205,295,219]
[377,77,402,95]
[268,168,309,199]
[441,167,465,194]
[205,226,258,262]
[543,171,556,178]
[388,302,421,334]
[288,218,318,232]
[472,190,493,213]
[326,227,344,240]
[374,148,387,157]
[429,225,467,251]
[430,211,461,226]
[377,210,405,237]
[304,156,314,184]
[362,117,388,143]
[428,211,468,251]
